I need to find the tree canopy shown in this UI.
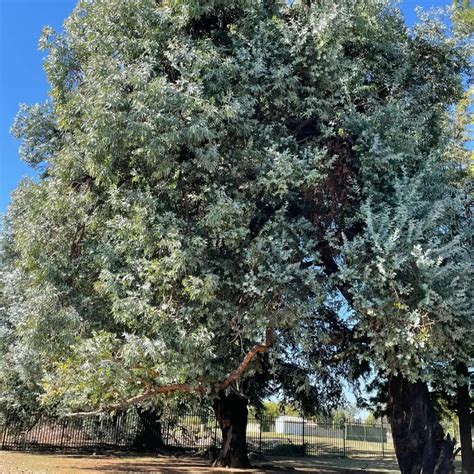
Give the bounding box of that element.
[0,5,471,464]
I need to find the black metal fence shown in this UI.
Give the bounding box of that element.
[0,409,394,459]
[246,416,394,458]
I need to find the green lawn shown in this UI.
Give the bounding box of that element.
[246,431,395,458]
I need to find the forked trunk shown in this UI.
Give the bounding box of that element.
[456,364,473,474]
[212,391,250,468]
[388,374,455,474]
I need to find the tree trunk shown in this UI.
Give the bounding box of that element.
[456,363,473,474]
[134,408,164,451]
[212,391,250,468]
[388,374,455,474]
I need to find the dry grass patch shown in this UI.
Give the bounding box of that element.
[0,451,401,473]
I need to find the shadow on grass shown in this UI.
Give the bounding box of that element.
[1,449,402,473]
[76,457,300,473]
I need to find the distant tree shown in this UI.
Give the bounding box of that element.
[364,413,377,426]
[331,408,357,428]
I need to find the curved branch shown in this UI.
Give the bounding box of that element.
[67,328,274,417]
[217,327,273,391]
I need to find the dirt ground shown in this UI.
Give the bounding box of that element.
[0,451,401,474]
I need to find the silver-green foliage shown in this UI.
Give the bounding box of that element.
[0,0,471,413]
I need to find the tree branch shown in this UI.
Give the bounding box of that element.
[299,247,354,307]
[67,328,274,417]
[316,240,355,306]
[217,327,273,391]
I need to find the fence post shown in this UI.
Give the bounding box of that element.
[213,416,218,449]
[380,419,384,457]
[302,417,305,456]
[258,417,262,454]
[59,419,67,450]
[1,422,7,450]
[343,422,347,457]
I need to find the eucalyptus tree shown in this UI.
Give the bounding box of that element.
[3,0,340,466]
[1,0,471,470]
[290,5,473,471]
[443,4,473,472]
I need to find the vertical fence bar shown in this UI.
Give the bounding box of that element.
[72,418,78,449]
[59,419,66,449]
[46,418,54,448]
[131,411,139,450]
[11,421,16,450]
[381,420,384,457]
[37,417,44,449]
[302,417,305,456]
[50,418,58,448]
[78,416,85,449]
[48,419,55,449]
[258,417,262,454]
[111,413,118,447]
[32,419,41,449]
[72,417,79,449]
[15,421,20,451]
[80,416,89,449]
[1,422,7,450]
[164,414,169,446]
[343,422,347,457]
[76,418,81,449]
[48,422,58,448]
[19,420,25,451]
[213,416,218,448]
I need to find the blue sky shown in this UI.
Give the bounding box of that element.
[0,0,452,215]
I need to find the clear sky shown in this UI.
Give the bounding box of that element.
[0,0,452,215]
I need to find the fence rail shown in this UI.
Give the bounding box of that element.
[0,410,394,459]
